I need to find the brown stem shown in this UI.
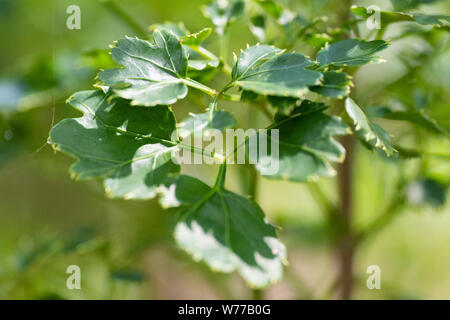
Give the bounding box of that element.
[337,134,355,300]
[334,0,355,300]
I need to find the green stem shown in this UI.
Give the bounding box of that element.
[219,27,234,77]
[208,82,234,120]
[375,26,387,40]
[222,63,233,78]
[186,74,271,125]
[248,166,259,200]
[221,93,241,102]
[178,143,225,163]
[214,163,227,189]
[184,78,218,97]
[188,45,218,61]
[220,29,230,65]
[375,24,388,40]
[208,96,220,122]
[100,0,148,39]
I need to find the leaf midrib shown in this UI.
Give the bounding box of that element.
[236,49,281,80]
[320,41,388,66]
[67,145,177,177]
[73,97,178,146]
[182,187,269,268]
[237,61,313,81]
[114,45,180,79]
[159,31,184,78]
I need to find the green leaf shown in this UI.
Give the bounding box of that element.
[187,60,220,72]
[203,0,246,34]
[351,6,413,24]
[368,106,449,136]
[393,145,423,159]
[179,110,236,138]
[240,90,260,102]
[413,13,450,28]
[267,96,298,115]
[98,30,189,107]
[351,5,450,29]
[317,39,389,67]
[274,99,329,122]
[152,23,220,72]
[232,45,322,98]
[49,90,180,200]
[150,22,189,37]
[310,71,352,99]
[232,45,282,79]
[345,98,396,156]
[306,33,333,49]
[181,28,213,46]
[173,174,286,288]
[252,101,349,182]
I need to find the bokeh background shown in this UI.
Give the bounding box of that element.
[0,0,449,299]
